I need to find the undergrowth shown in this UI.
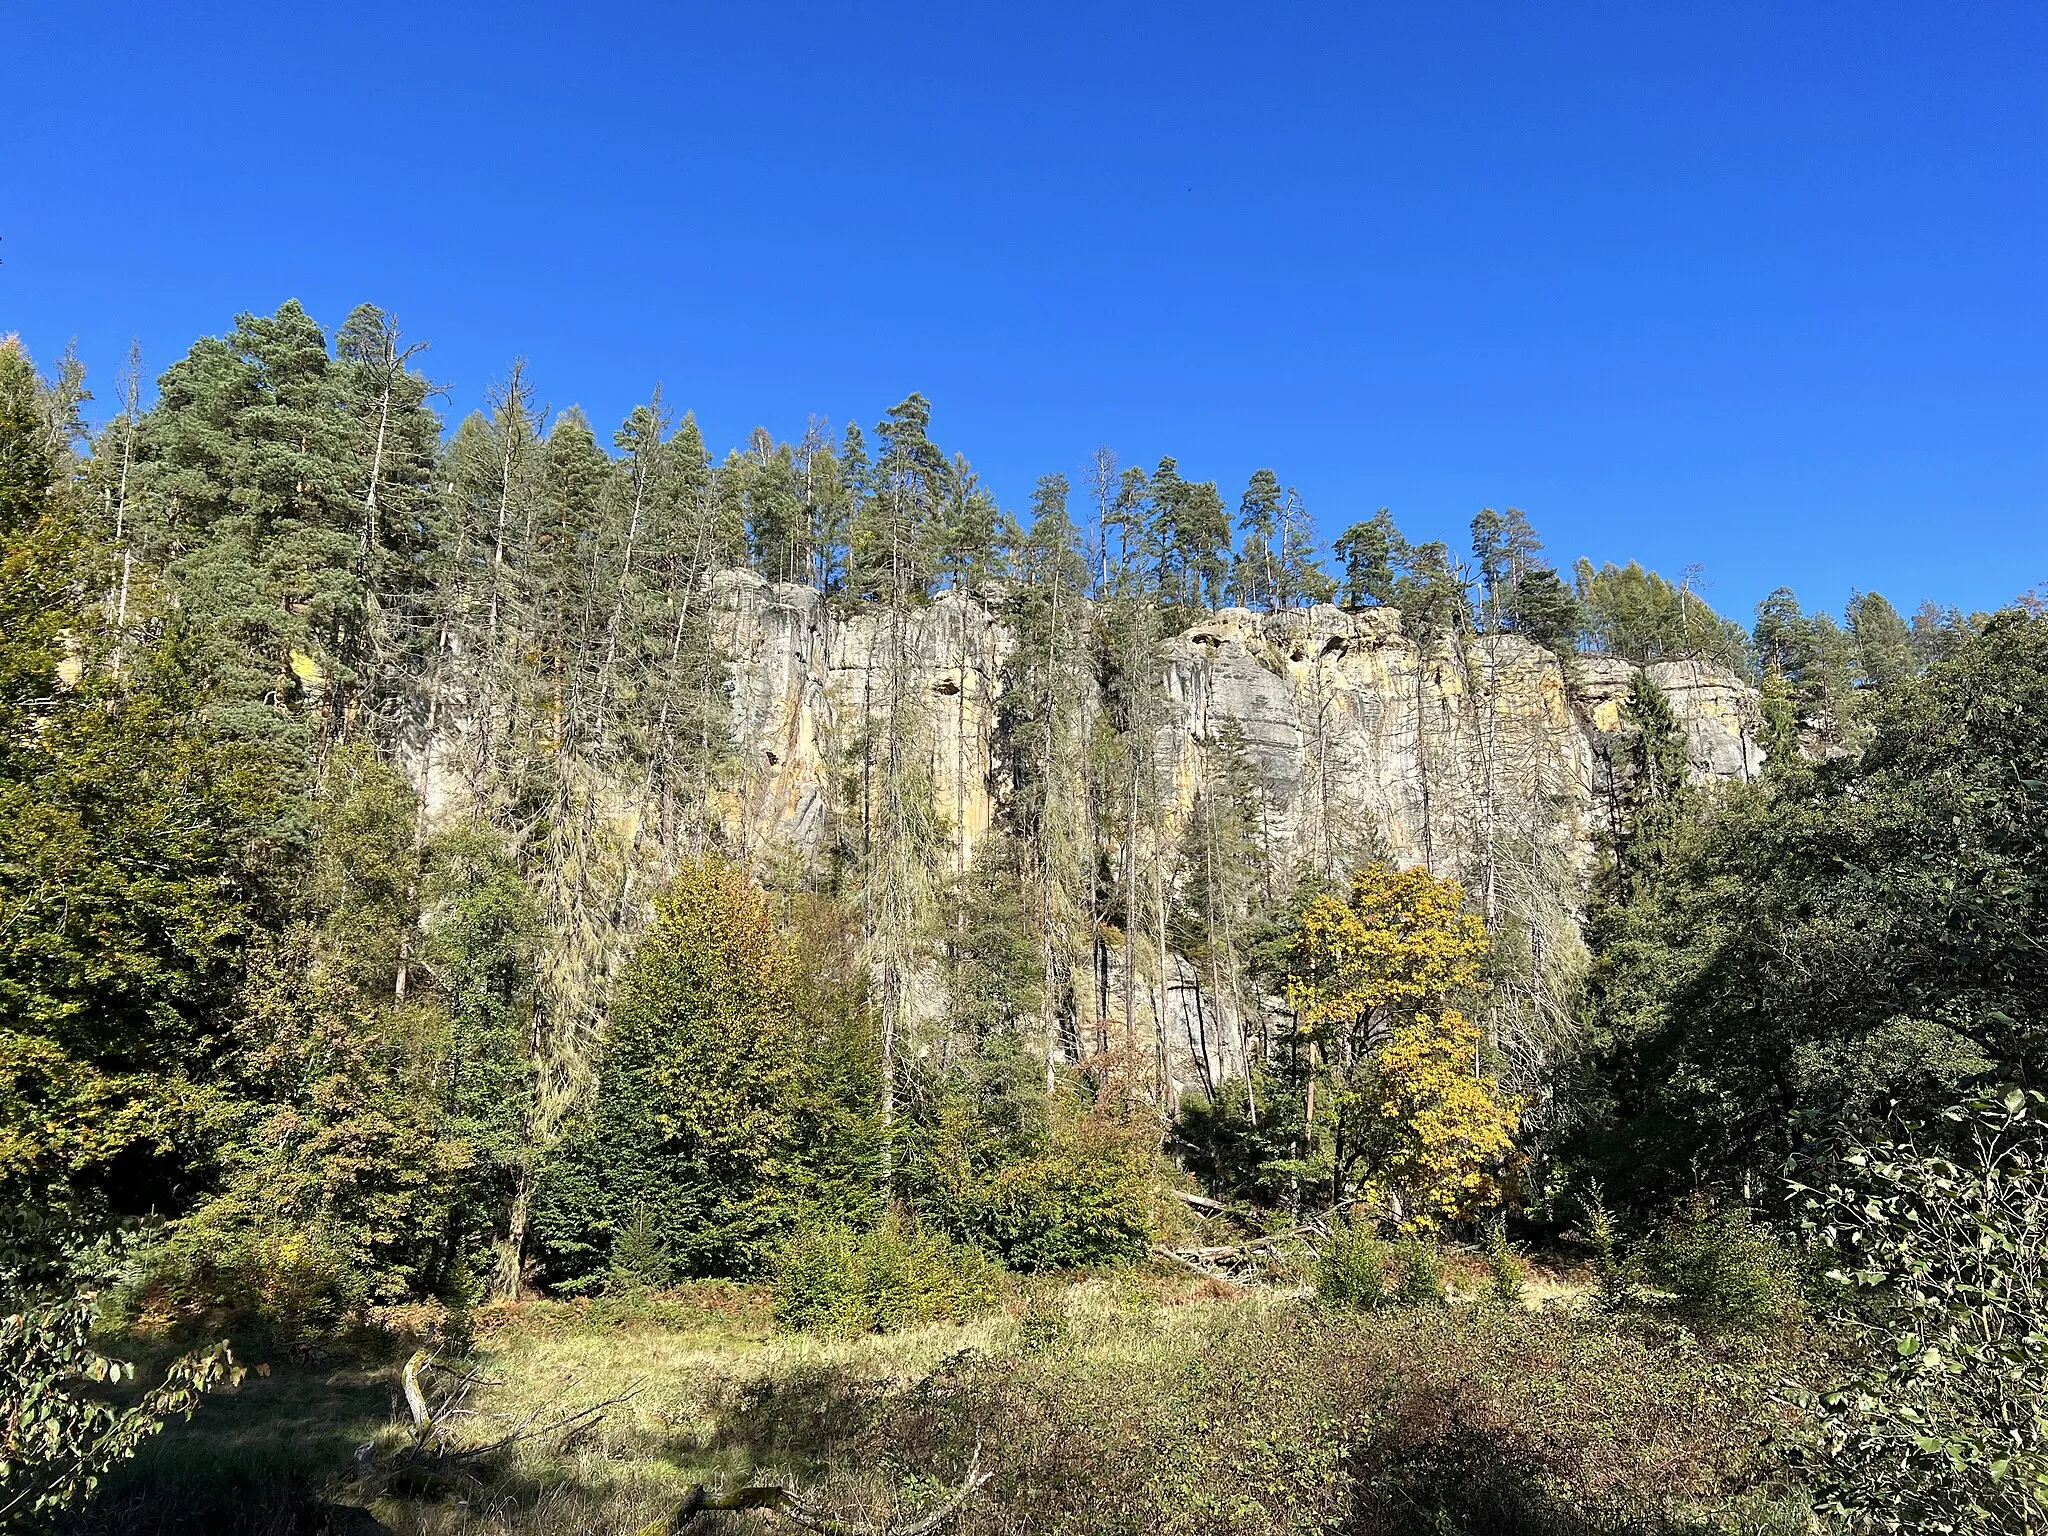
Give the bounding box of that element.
[54,1275,1813,1536]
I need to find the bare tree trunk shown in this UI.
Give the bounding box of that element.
[494,1168,533,1301]
[107,344,141,679]
[592,442,649,747]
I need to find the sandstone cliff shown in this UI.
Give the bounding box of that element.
[705,570,1765,1099]
[710,569,1763,878]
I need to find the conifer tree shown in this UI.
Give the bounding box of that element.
[532,858,803,1283]
[796,418,847,591]
[1846,589,1920,693]
[1171,720,1270,1101]
[333,306,442,743]
[1277,485,1334,606]
[1006,473,1094,1083]
[1231,468,1284,609]
[1333,510,1404,608]
[845,395,952,1189]
[133,302,367,744]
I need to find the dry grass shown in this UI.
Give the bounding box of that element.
[59,1268,1802,1536]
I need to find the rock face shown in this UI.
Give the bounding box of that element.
[705,571,1765,1097]
[710,571,1764,879]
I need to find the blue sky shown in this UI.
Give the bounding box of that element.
[6,2,2044,620]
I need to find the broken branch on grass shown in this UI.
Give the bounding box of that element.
[648,1443,991,1536]
[356,1349,644,1494]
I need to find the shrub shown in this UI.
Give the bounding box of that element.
[1787,1090,2048,1535]
[0,1297,238,1529]
[1392,1238,1447,1307]
[844,1303,1805,1535]
[1484,1220,1525,1309]
[1016,1282,1071,1354]
[130,1217,369,1336]
[1315,1221,1387,1312]
[774,1216,1004,1337]
[1581,1189,1638,1314]
[1647,1199,1800,1328]
[914,1108,1154,1272]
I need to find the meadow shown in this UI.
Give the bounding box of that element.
[62,1262,1814,1536]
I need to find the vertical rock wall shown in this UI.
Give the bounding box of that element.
[712,571,1763,878]
[707,570,1765,1096]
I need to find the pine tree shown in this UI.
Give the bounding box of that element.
[1333,510,1404,608]
[1230,468,1283,609]
[1576,560,1748,672]
[1277,485,1334,606]
[333,306,442,744]
[1752,586,1860,745]
[1846,590,1920,694]
[1151,457,1229,611]
[133,302,367,744]
[1605,671,1690,898]
[846,395,952,1189]
[938,453,1000,591]
[742,433,808,583]
[1006,473,1094,1085]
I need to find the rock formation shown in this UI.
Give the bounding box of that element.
[704,570,1766,1099]
[710,569,1762,878]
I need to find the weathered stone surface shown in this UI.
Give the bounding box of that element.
[711,574,1764,881]
[702,573,1765,1096]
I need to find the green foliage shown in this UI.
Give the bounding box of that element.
[1574,559,1749,672]
[1392,1237,1448,1307]
[1172,1070,1316,1210]
[533,858,803,1285]
[1645,1200,1801,1329]
[1314,1220,1388,1312]
[1150,456,1230,611]
[1567,612,2048,1209]
[1016,1280,1072,1353]
[772,1215,1004,1337]
[132,301,416,741]
[1846,590,1920,695]
[0,337,301,1289]
[1484,1220,1525,1308]
[909,1100,1155,1271]
[1581,1192,1638,1315]
[1332,510,1403,608]
[1471,507,1584,651]
[1788,1091,2048,1535]
[0,1297,238,1528]
[1754,586,1863,748]
[849,1302,1805,1535]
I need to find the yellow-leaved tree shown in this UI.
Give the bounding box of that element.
[1284,863,1519,1228]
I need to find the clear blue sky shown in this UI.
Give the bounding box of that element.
[7,2,2045,620]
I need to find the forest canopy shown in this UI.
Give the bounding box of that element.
[0,304,2034,1347]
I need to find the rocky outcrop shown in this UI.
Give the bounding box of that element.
[704,571,1764,1098]
[710,571,1764,880]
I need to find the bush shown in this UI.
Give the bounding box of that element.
[1484,1221,1525,1309]
[129,1218,369,1336]
[1392,1238,1447,1308]
[1647,1200,1800,1328]
[843,1303,1806,1535]
[774,1216,1004,1337]
[1316,1222,1387,1312]
[1581,1190,1638,1314]
[1788,1090,2048,1535]
[0,1297,238,1529]
[914,1108,1154,1271]
[1016,1282,1071,1354]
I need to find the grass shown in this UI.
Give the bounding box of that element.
[55,1267,1814,1536]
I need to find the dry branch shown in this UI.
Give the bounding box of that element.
[645,1443,990,1536]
